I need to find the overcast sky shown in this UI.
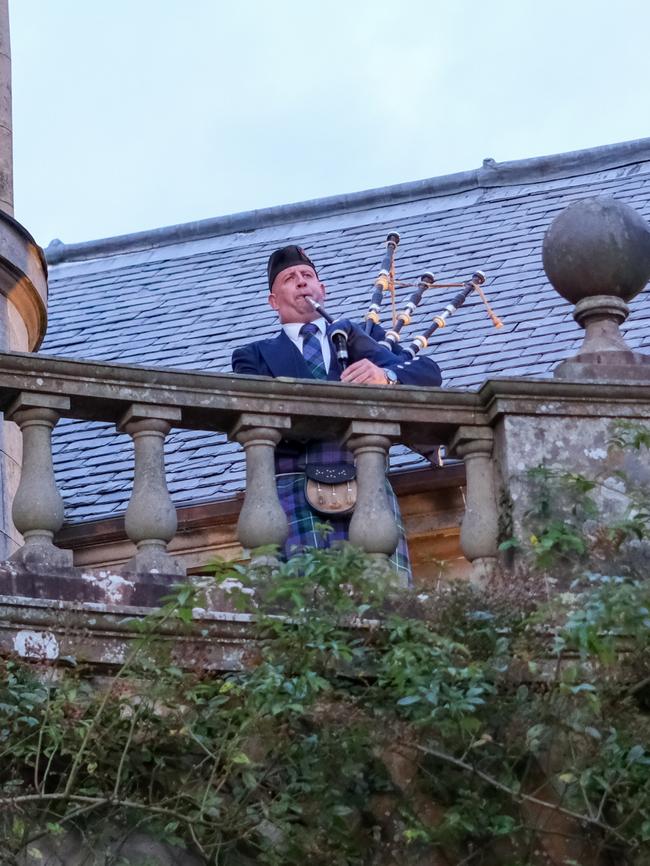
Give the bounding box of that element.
[8,0,650,247]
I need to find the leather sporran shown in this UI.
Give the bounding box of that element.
[304,464,357,516]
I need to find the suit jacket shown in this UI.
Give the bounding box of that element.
[231,319,442,387]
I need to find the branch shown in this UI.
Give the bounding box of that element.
[112,702,141,800]
[0,792,213,832]
[62,605,182,798]
[411,742,635,849]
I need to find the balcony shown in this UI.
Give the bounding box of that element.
[0,347,499,667]
[2,345,649,623]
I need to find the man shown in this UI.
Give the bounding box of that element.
[232,245,442,583]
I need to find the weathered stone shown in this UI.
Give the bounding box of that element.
[0,350,481,434]
[344,421,401,571]
[0,573,258,673]
[6,395,72,569]
[230,413,290,552]
[543,197,650,381]
[18,828,205,866]
[554,292,650,380]
[119,404,185,576]
[449,425,498,586]
[485,379,650,579]
[542,196,650,305]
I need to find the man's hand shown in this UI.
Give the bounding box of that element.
[341,359,391,385]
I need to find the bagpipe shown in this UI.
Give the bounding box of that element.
[309,231,502,370]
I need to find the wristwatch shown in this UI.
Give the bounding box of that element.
[384,368,399,386]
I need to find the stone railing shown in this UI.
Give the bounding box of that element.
[2,349,650,592]
[0,350,502,582]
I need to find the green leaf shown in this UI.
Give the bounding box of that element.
[498,537,519,551]
[627,744,646,764]
[232,752,251,765]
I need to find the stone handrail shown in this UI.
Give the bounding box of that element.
[2,350,647,581]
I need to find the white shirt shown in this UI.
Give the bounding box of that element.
[282,317,332,371]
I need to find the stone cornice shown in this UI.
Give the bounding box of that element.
[479,376,650,423]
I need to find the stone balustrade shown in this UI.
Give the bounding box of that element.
[0,351,650,585]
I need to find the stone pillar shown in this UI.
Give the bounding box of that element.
[6,393,72,569]
[118,404,184,576]
[0,0,13,216]
[230,413,290,552]
[450,426,498,587]
[344,421,401,574]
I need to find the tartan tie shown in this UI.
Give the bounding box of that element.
[300,322,327,379]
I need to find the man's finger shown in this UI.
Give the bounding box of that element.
[342,360,368,375]
[342,370,370,383]
[341,370,365,383]
[341,366,385,385]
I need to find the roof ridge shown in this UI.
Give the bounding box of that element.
[45,136,650,266]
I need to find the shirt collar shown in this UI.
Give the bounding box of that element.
[283,317,327,341]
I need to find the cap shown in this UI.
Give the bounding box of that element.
[267,245,318,290]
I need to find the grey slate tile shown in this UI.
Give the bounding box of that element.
[41,144,650,523]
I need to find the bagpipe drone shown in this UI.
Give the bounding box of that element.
[307,231,503,371]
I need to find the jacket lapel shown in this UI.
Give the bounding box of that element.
[259,328,343,381]
[259,331,311,379]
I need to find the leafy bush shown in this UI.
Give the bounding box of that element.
[1,545,649,866]
[2,423,650,864]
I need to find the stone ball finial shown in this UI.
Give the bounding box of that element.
[542,196,650,305]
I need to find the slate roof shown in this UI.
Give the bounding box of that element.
[41,137,650,524]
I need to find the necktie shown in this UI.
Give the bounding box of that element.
[300,322,327,380]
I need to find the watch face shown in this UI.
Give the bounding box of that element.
[385,368,398,384]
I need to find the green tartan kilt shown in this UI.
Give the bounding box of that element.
[276,472,412,586]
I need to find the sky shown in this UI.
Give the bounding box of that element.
[8,0,650,248]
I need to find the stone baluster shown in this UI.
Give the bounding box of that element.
[343,420,401,579]
[450,425,498,586]
[118,404,184,576]
[6,392,72,569]
[230,413,290,552]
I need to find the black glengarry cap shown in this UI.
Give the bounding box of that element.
[267,245,318,290]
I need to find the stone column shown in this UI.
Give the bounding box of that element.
[0,0,13,216]
[450,425,498,587]
[6,392,72,569]
[230,413,290,552]
[118,404,184,576]
[344,420,401,576]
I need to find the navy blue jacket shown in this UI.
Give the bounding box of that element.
[231,319,442,387]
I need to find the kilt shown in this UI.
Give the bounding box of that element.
[276,472,412,586]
